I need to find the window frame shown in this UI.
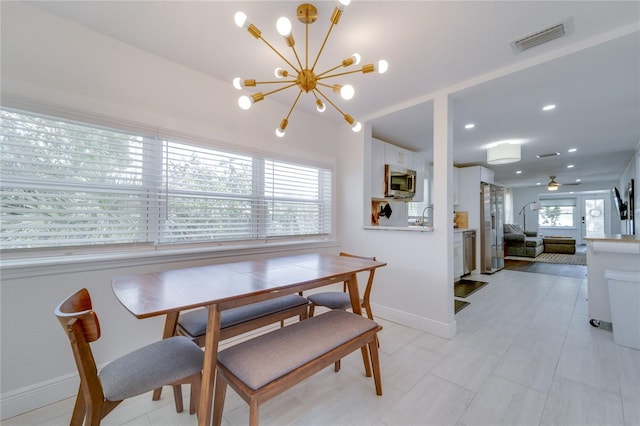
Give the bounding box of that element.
[537,197,577,228]
[1,106,335,258]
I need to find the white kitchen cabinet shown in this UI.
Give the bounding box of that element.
[454,231,463,281]
[480,166,494,184]
[384,143,413,170]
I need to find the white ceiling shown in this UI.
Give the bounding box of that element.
[26,1,640,188]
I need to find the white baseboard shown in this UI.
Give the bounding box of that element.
[1,372,78,420]
[372,303,457,339]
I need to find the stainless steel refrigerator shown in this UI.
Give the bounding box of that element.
[480,182,505,274]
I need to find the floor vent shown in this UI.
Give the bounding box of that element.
[511,21,571,53]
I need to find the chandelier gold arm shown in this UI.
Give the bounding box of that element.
[252,83,299,104]
[261,82,299,97]
[247,25,301,73]
[317,65,373,81]
[289,43,304,71]
[316,57,357,78]
[311,6,342,72]
[284,89,304,122]
[314,87,350,120]
[247,79,298,86]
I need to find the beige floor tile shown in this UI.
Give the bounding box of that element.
[460,375,546,426]
[431,344,501,392]
[540,375,625,426]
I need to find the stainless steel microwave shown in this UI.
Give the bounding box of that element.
[384,165,416,199]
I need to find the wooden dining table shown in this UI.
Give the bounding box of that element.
[112,253,387,426]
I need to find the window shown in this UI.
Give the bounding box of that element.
[538,198,576,227]
[0,108,332,251]
[408,177,431,223]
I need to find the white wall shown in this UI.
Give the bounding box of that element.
[0,2,342,418]
[338,93,456,339]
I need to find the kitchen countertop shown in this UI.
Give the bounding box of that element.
[583,234,640,243]
[363,225,434,232]
[362,226,476,233]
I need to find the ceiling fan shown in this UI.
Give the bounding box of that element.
[547,175,580,191]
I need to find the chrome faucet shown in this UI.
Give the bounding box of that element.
[421,206,433,226]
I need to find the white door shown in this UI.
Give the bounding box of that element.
[580,194,608,244]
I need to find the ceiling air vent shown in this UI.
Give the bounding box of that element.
[536,152,560,159]
[511,21,571,54]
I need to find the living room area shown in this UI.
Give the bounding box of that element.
[502,186,628,268]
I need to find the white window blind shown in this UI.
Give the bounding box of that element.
[1,108,332,251]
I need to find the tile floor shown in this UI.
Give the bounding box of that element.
[4,268,639,425]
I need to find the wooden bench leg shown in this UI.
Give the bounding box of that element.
[212,372,227,426]
[153,312,180,402]
[249,398,260,426]
[360,346,372,377]
[172,384,184,413]
[190,373,201,415]
[368,340,383,395]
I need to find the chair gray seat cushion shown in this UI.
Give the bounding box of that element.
[178,294,309,337]
[217,310,378,391]
[307,292,359,310]
[99,336,203,401]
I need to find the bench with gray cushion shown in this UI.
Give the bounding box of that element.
[176,293,310,345]
[212,309,383,426]
[154,294,309,402]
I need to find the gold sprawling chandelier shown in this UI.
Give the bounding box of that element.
[233,1,388,137]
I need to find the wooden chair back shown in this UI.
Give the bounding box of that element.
[55,288,119,425]
[55,288,203,425]
[339,252,377,320]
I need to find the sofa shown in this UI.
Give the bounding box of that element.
[503,224,544,258]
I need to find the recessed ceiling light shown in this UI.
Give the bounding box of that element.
[568,148,577,152]
[464,123,475,129]
[536,182,542,186]
[516,170,522,174]
[567,164,574,168]
[576,179,581,182]
[543,104,556,111]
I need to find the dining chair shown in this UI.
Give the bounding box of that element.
[307,252,377,320]
[306,252,378,371]
[55,288,204,425]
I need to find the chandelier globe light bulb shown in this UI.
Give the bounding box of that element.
[238,95,252,110]
[274,68,288,78]
[275,127,286,137]
[352,53,361,65]
[316,99,326,112]
[338,0,351,7]
[352,121,362,132]
[340,84,355,100]
[377,59,389,74]
[276,17,292,36]
[232,77,242,90]
[234,11,247,28]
